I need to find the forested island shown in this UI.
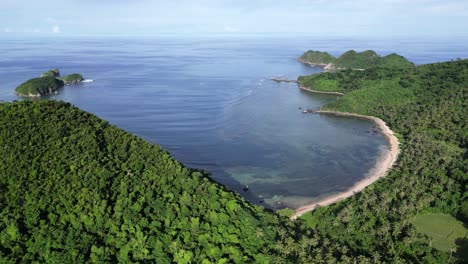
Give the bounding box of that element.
[298,50,414,70]
[0,58,467,263]
[15,69,85,97]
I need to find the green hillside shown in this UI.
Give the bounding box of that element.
[298,49,414,70]
[299,59,468,263]
[0,100,359,263]
[14,76,64,97]
[335,50,379,69]
[379,53,415,68]
[298,50,336,65]
[0,101,279,263]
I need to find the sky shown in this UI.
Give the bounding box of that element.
[0,0,467,37]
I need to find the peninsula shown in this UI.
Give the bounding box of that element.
[292,58,467,262]
[298,49,414,70]
[15,69,86,97]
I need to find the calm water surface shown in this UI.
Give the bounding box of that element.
[0,36,466,209]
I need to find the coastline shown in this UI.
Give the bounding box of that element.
[297,58,336,70]
[297,57,365,71]
[14,91,58,98]
[291,110,400,220]
[299,85,344,96]
[297,57,327,67]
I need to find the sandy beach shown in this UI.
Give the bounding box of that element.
[291,111,400,220]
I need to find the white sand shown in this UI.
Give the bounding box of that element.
[291,111,400,220]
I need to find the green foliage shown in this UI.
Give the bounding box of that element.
[412,213,468,252]
[323,80,415,115]
[15,76,64,97]
[297,75,339,92]
[15,70,85,97]
[299,59,468,263]
[0,100,342,263]
[299,66,415,93]
[41,69,60,77]
[380,53,415,69]
[335,50,414,69]
[299,50,336,65]
[276,208,295,219]
[62,74,84,84]
[299,49,414,70]
[335,50,379,69]
[459,200,468,222]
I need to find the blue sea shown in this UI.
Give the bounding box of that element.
[1,35,466,209]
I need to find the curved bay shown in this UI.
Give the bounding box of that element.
[1,36,463,209]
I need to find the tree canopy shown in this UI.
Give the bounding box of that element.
[62,74,84,84]
[14,76,64,97]
[41,69,60,78]
[298,49,414,69]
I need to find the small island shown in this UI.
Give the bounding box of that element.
[15,69,86,97]
[62,73,84,84]
[298,49,414,70]
[15,77,64,97]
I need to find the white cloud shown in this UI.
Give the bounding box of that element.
[224,25,239,32]
[52,25,61,33]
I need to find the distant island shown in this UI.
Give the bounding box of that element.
[62,73,84,84]
[15,69,85,97]
[298,50,414,70]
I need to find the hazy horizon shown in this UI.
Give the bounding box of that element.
[1,0,467,38]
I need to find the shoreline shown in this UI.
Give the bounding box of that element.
[297,58,336,70]
[297,57,365,71]
[299,85,345,96]
[291,110,400,220]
